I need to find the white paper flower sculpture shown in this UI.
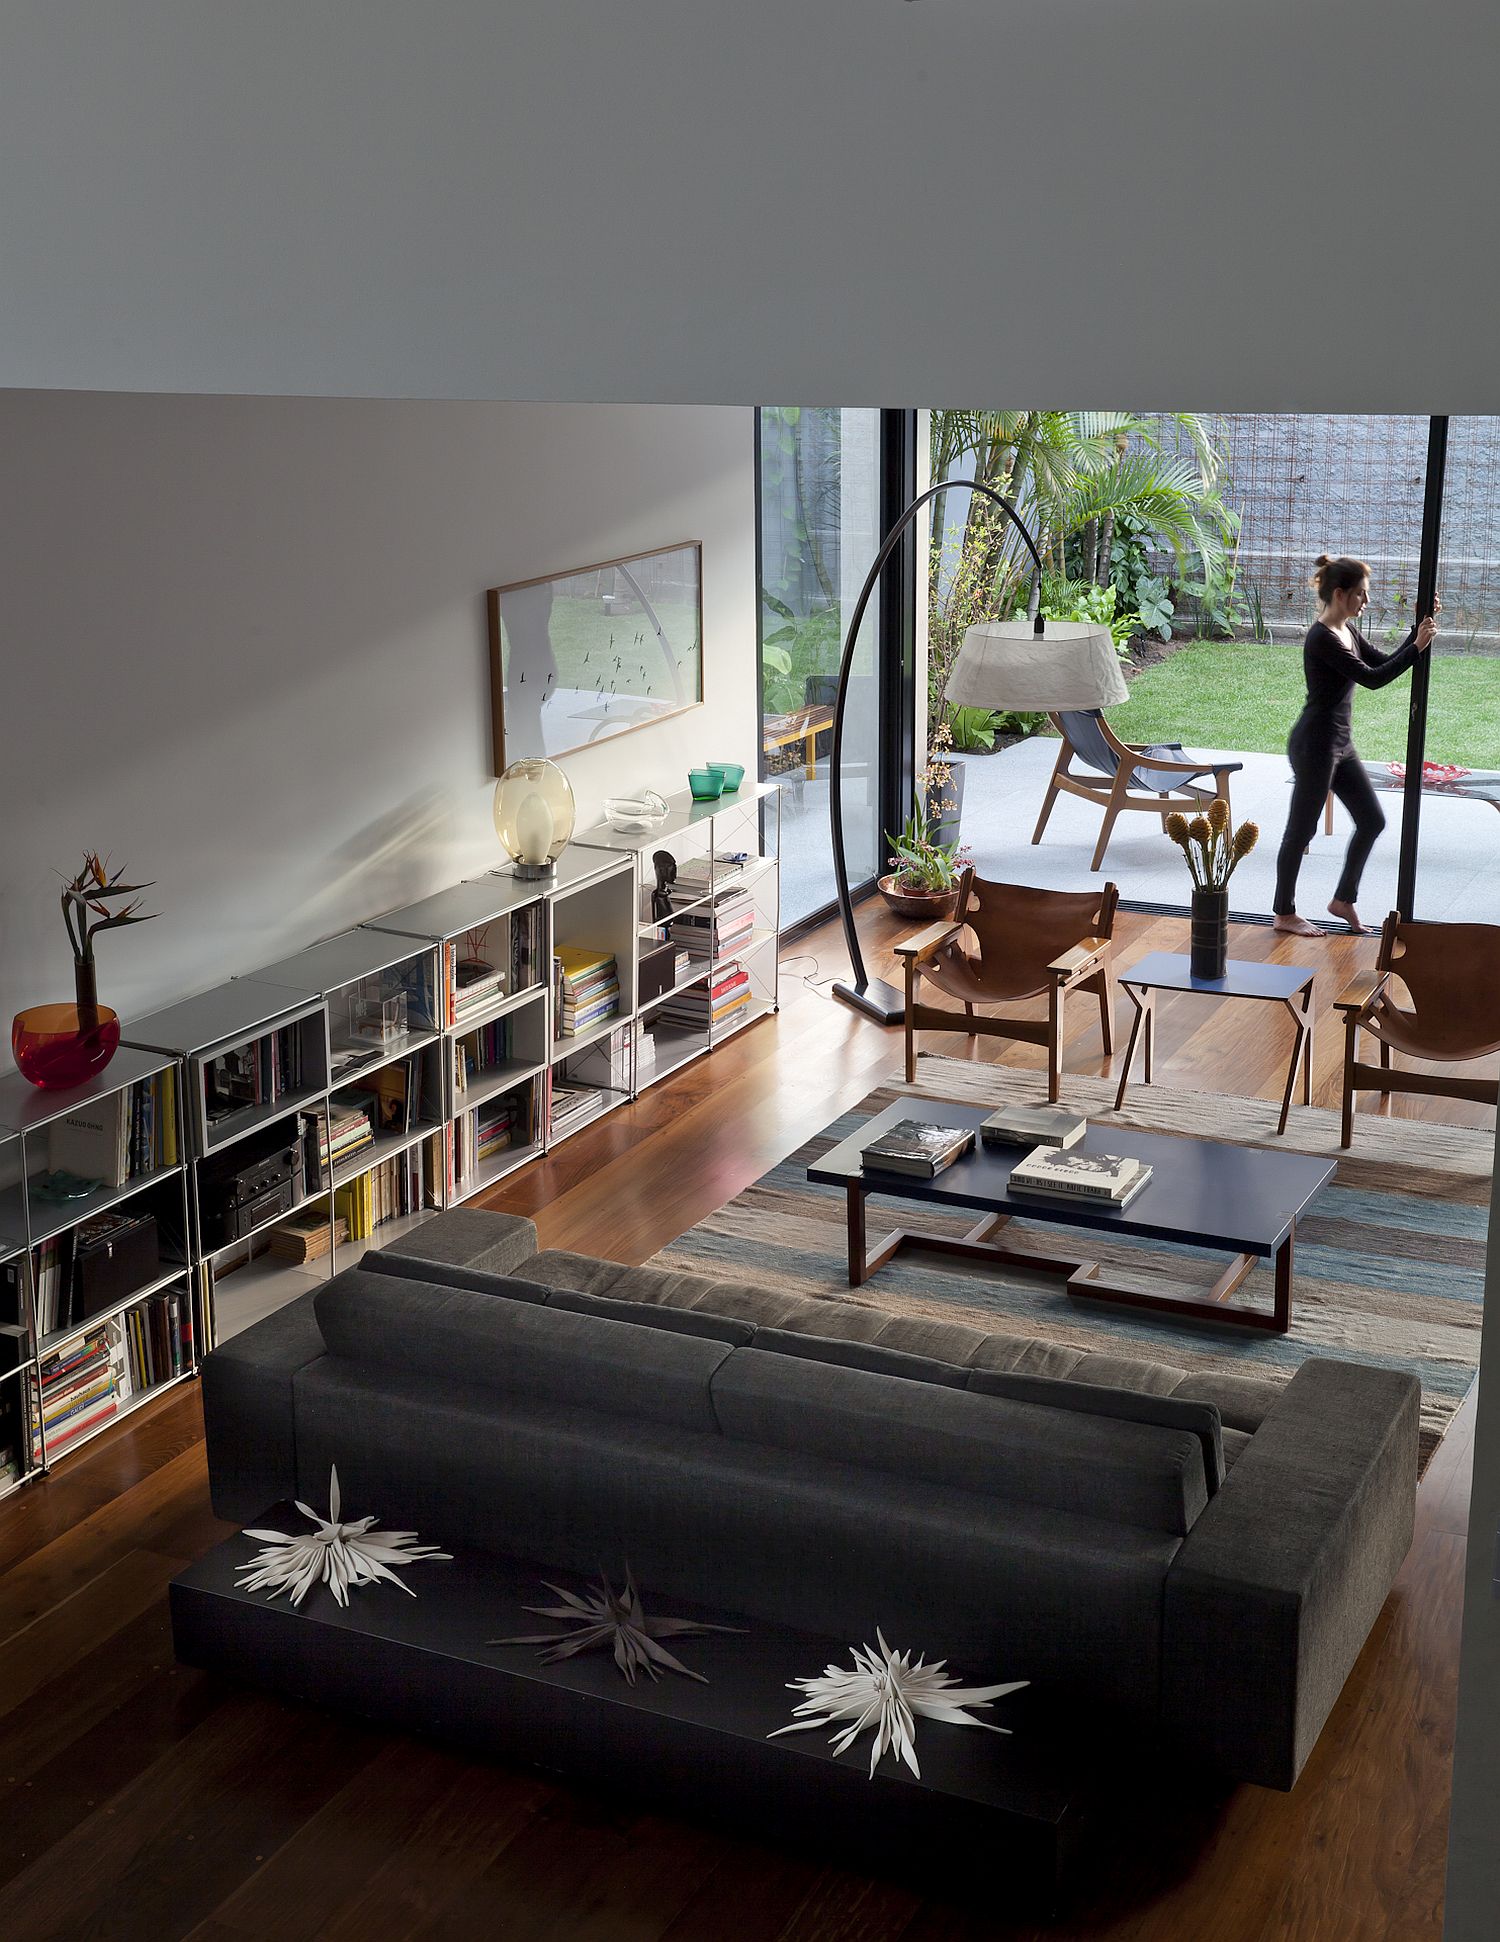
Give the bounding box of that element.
[490,1565,744,1685]
[236,1465,451,1607]
[768,1628,1029,1779]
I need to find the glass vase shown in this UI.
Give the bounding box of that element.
[11,959,121,1089]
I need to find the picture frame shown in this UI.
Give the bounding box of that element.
[488,541,703,771]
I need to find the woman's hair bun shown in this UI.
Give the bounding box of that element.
[1313,553,1332,568]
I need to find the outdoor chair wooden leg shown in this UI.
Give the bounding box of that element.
[1212,769,1235,812]
[964,1001,976,1037]
[1377,1040,1392,1098]
[1090,779,1129,873]
[1031,760,1065,845]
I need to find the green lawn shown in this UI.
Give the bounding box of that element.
[1108,641,1499,767]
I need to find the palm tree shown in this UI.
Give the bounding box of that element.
[927,409,1236,721]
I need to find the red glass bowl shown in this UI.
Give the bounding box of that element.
[11,1002,121,1089]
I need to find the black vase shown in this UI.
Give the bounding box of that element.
[1190,888,1229,981]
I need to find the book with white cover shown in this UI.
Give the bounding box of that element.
[1007,1145,1145,1200]
[47,1094,129,1188]
[1009,1166,1153,1211]
[979,1103,1087,1150]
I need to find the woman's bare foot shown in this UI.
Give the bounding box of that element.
[1327,898,1367,933]
[1273,913,1327,937]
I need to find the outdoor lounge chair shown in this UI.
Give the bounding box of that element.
[1334,913,1500,1146]
[1032,710,1244,872]
[895,872,1118,1098]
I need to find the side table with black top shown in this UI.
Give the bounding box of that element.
[1113,951,1318,1136]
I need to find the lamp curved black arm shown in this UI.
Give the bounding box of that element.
[829,479,1047,1023]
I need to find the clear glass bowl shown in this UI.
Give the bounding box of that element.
[602,790,670,833]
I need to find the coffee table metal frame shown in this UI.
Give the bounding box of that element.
[810,1100,1336,1335]
[1113,951,1317,1136]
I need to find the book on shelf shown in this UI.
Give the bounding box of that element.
[453,954,506,1017]
[979,1103,1088,1151]
[1007,1146,1151,1203]
[206,1023,308,1122]
[860,1119,975,1178]
[46,1068,179,1187]
[454,1018,514,1095]
[268,1212,347,1264]
[356,1056,416,1135]
[657,961,751,1030]
[554,946,620,1039]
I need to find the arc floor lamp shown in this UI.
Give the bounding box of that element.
[829,480,1128,1024]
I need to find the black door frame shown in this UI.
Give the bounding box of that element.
[1395,414,1449,920]
[756,407,919,942]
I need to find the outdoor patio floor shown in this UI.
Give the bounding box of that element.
[774,735,1500,930]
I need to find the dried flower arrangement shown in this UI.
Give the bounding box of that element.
[1164,797,1258,892]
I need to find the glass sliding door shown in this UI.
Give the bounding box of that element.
[1409,415,1500,923]
[758,408,883,930]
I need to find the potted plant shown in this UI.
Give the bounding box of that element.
[11,851,157,1089]
[879,804,971,921]
[1164,801,1257,980]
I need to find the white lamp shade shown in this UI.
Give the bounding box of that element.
[946,620,1129,712]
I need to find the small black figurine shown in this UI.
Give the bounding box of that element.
[651,850,678,924]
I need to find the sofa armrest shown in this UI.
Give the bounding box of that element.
[201,1288,328,1523]
[1161,1357,1419,1789]
[375,1208,540,1277]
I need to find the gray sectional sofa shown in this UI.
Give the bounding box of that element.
[201,1207,1420,1793]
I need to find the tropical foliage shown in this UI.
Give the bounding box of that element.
[927,410,1241,732]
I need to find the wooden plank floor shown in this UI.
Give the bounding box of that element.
[0,906,1488,1940]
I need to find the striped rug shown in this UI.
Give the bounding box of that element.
[650,1054,1493,1466]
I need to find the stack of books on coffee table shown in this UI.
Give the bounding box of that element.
[1008,1145,1152,1210]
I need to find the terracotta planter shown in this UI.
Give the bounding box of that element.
[877,874,961,923]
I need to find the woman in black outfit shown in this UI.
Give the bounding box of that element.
[1272,554,1438,937]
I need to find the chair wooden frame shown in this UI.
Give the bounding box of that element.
[1333,912,1500,1146]
[895,876,1119,1101]
[1032,712,1241,872]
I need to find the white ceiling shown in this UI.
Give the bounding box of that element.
[1,0,1494,409]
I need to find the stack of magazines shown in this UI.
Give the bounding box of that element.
[979,1102,1087,1150]
[1007,1146,1152,1208]
[860,1118,974,1178]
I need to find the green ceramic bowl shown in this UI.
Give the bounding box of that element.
[687,769,723,800]
[707,761,745,791]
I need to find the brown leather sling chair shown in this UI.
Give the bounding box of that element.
[895,873,1119,1100]
[1333,913,1500,1147]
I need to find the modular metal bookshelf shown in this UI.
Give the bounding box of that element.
[77,796,778,1358]
[576,781,781,1092]
[0,1050,195,1498]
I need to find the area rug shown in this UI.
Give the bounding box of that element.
[650,1054,1493,1466]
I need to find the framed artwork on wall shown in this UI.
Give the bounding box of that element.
[488,541,703,772]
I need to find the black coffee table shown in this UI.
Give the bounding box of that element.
[809,1100,1336,1334]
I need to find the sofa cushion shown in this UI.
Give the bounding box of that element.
[965,1368,1225,1496]
[710,1348,1210,1536]
[375,1208,539,1275]
[545,1287,755,1346]
[362,1252,553,1304]
[314,1270,733,1435]
[750,1327,967,1388]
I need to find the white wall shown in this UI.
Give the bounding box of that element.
[1,2,1495,411]
[0,394,756,1049]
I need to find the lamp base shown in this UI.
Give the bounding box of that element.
[512,860,558,881]
[832,978,906,1027]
